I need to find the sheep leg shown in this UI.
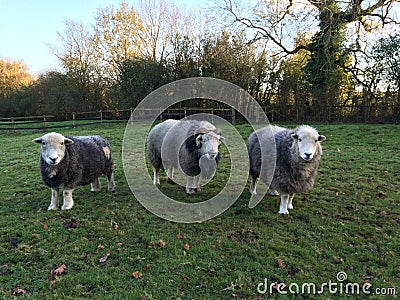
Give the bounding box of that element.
[153,167,160,185]
[61,188,75,210]
[91,177,101,192]
[48,187,60,210]
[167,167,174,180]
[185,177,196,195]
[166,167,175,184]
[194,175,201,192]
[287,193,295,210]
[249,176,258,195]
[107,172,115,192]
[278,194,290,214]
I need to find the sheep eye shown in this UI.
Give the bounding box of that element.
[298,138,302,142]
[61,142,64,145]
[42,142,46,146]
[315,140,318,143]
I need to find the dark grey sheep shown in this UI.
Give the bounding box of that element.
[248,125,326,214]
[147,119,223,195]
[33,132,115,210]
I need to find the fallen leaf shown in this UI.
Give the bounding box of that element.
[140,296,147,300]
[113,224,119,230]
[132,271,143,279]
[54,264,66,275]
[220,255,225,259]
[157,239,166,248]
[182,274,189,281]
[99,252,110,263]
[12,288,27,295]
[276,257,286,269]
[183,243,190,251]
[143,264,151,271]
[176,233,183,239]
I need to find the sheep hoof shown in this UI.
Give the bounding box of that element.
[186,188,196,195]
[269,190,279,196]
[249,189,257,195]
[48,205,59,211]
[61,204,73,210]
[288,204,294,210]
[278,210,289,215]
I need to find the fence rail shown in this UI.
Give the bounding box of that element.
[0,108,235,131]
[0,104,398,131]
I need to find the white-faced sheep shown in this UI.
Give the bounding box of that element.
[147,119,224,195]
[248,125,326,214]
[33,132,115,210]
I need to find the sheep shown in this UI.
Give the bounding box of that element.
[248,125,326,214]
[33,132,115,210]
[147,119,224,195]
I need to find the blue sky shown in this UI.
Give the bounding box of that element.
[0,0,196,76]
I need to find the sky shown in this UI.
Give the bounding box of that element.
[0,0,196,76]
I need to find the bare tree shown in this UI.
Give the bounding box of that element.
[92,2,149,82]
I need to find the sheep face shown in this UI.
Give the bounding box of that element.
[33,132,74,165]
[196,131,224,160]
[291,126,326,161]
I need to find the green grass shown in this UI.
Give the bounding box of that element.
[0,123,399,299]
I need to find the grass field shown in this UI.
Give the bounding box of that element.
[0,123,399,299]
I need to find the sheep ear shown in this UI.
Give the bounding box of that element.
[32,137,42,144]
[291,133,299,140]
[214,128,222,135]
[195,134,203,147]
[318,135,326,142]
[64,138,74,145]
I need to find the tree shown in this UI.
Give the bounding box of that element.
[200,31,270,102]
[372,34,400,104]
[93,1,149,83]
[0,58,33,103]
[48,19,100,110]
[222,0,399,108]
[118,58,172,108]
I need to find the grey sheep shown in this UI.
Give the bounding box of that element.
[248,125,326,214]
[33,132,115,210]
[147,119,224,195]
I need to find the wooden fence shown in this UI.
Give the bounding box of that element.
[0,104,398,131]
[0,108,235,131]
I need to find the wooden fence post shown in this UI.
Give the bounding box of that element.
[43,115,47,131]
[12,118,16,133]
[72,112,76,128]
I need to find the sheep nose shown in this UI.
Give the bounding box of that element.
[49,157,57,163]
[209,153,216,159]
[304,153,312,160]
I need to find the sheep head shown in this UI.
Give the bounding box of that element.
[291,125,326,161]
[194,128,224,160]
[33,132,73,165]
